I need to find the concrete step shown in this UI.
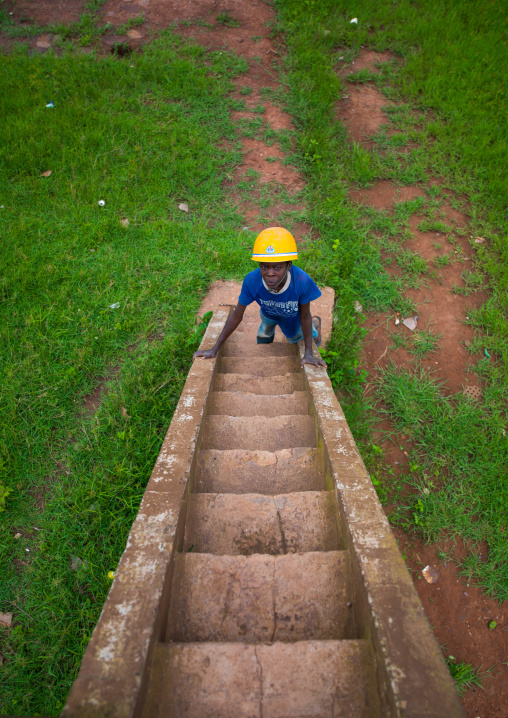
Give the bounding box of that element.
[145,640,378,718]
[222,340,297,357]
[184,492,340,555]
[209,391,308,417]
[203,415,315,451]
[167,552,352,643]
[194,448,324,494]
[214,372,304,394]
[226,328,288,345]
[219,356,300,376]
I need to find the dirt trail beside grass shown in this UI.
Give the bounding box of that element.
[2,1,506,715]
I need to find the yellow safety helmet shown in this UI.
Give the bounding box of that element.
[251,227,298,262]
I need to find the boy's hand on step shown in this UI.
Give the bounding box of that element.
[301,351,326,369]
[193,348,218,360]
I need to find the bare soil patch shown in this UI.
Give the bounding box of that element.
[7,0,84,26]
[349,181,426,209]
[338,84,394,143]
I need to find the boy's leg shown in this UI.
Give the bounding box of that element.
[286,318,320,345]
[257,310,277,344]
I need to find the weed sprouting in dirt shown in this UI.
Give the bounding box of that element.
[216,12,242,28]
[409,329,441,357]
[445,657,493,696]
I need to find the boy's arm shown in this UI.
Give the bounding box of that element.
[193,302,247,359]
[300,302,326,368]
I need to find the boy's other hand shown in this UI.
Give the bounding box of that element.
[193,348,218,360]
[301,351,326,369]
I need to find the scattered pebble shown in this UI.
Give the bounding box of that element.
[402,316,418,331]
[422,565,439,584]
[71,556,83,571]
[0,613,13,628]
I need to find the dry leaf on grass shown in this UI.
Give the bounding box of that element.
[178,203,189,213]
[40,170,52,178]
[474,236,486,244]
[0,612,13,628]
[120,407,131,419]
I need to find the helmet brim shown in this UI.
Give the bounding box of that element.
[251,253,298,262]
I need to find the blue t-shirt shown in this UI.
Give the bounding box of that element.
[238,266,321,339]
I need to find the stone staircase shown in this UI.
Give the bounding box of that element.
[144,317,377,717]
[63,306,464,718]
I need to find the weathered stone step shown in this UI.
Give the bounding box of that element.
[184,492,340,555]
[214,372,304,394]
[203,415,315,451]
[145,640,379,718]
[167,552,351,643]
[219,356,300,376]
[209,391,308,417]
[194,448,324,494]
[222,340,297,357]
[227,328,287,344]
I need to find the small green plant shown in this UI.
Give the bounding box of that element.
[240,86,253,95]
[446,657,491,696]
[409,329,441,357]
[390,332,408,349]
[185,313,213,351]
[396,249,427,275]
[434,254,451,268]
[349,142,379,187]
[216,12,241,28]
[0,484,12,512]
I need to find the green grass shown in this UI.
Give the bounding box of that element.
[409,329,441,357]
[0,33,251,715]
[377,366,508,600]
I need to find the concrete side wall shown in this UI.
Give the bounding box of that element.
[62,308,232,718]
[300,350,464,718]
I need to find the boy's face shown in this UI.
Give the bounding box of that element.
[259,261,291,290]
